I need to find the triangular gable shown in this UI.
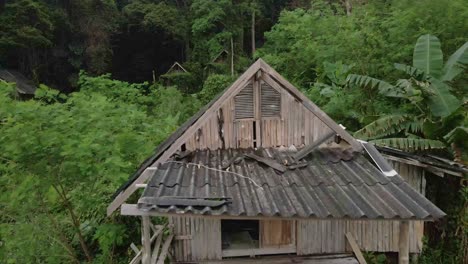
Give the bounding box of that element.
[107,59,360,215]
[164,62,188,75]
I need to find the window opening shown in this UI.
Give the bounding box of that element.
[221,220,259,250]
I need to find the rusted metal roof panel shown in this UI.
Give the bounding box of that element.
[138,148,445,220]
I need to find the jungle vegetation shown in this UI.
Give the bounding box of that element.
[0,0,467,263]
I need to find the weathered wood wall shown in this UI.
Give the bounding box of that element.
[260,220,295,247]
[184,78,333,150]
[389,160,426,195]
[297,220,423,254]
[297,162,426,255]
[169,216,222,262]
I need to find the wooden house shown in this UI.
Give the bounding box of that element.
[160,62,190,86]
[108,59,445,264]
[0,68,36,99]
[205,50,231,75]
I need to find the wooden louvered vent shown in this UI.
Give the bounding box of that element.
[234,82,254,119]
[261,82,281,118]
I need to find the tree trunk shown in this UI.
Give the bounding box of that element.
[54,184,93,262]
[251,11,256,57]
[230,37,234,76]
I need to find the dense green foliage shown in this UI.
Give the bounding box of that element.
[0,75,199,263]
[0,0,467,263]
[350,35,466,154]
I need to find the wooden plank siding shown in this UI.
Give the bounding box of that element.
[297,163,426,255]
[185,78,334,151]
[170,216,222,262]
[260,220,295,247]
[297,220,423,255]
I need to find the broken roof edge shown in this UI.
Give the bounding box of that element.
[107,58,361,216]
[376,145,467,177]
[121,204,443,222]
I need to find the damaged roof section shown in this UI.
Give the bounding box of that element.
[377,146,468,177]
[138,147,445,220]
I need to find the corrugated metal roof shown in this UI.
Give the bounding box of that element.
[0,69,36,94]
[138,148,445,220]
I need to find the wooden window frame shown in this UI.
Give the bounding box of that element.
[259,81,282,120]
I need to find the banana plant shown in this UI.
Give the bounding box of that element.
[347,35,467,151]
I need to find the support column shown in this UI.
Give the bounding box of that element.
[399,221,410,264]
[141,216,152,264]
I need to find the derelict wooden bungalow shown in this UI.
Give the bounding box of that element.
[109,59,445,264]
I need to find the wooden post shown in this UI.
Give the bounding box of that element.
[141,216,152,264]
[345,232,367,264]
[399,221,410,264]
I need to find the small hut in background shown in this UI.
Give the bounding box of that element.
[0,69,36,99]
[160,62,196,93]
[205,49,232,75]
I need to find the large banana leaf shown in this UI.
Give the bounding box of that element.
[442,41,468,81]
[427,78,461,117]
[354,114,409,140]
[413,34,443,78]
[371,138,446,151]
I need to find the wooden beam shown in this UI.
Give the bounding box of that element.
[254,72,262,147]
[244,153,286,172]
[222,246,296,257]
[156,234,174,264]
[293,130,336,160]
[130,243,139,254]
[141,216,152,264]
[150,232,163,264]
[382,154,463,177]
[345,232,367,264]
[121,204,436,222]
[108,169,153,216]
[129,224,164,264]
[399,221,410,264]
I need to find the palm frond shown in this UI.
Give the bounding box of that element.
[370,138,446,151]
[346,74,396,96]
[444,126,468,143]
[442,41,468,81]
[394,63,426,79]
[354,114,408,140]
[404,118,424,134]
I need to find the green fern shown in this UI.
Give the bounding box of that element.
[370,138,446,151]
[354,114,409,140]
